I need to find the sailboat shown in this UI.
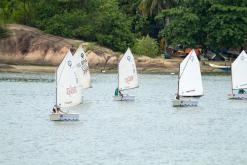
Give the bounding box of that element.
[50,50,81,121]
[113,48,138,101]
[228,50,247,99]
[172,49,204,107]
[73,46,91,89]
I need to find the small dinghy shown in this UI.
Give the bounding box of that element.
[228,50,247,99]
[113,95,135,101]
[50,112,79,121]
[209,63,231,72]
[50,50,81,121]
[172,49,204,107]
[172,97,200,107]
[113,48,138,101]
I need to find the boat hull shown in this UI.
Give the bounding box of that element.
[113,95,135,101]
[209,63,231,72]
[228,94,247,100]
[50,113,79,121]
[172,99,198,107]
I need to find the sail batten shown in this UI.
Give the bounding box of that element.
[231,50,247,90]
[178,49,203,97]
[118,48,138,91]
[56,50,82,108]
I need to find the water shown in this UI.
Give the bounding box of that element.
[0,72,247,165]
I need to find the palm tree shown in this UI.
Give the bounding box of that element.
[139,0,179,16]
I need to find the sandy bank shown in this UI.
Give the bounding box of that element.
[0,61,231,74]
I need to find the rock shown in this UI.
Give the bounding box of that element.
[107,56,118,65]
[86,51,105,66]
[136,56,151,63]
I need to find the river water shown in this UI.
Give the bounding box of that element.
[0,72,246,165]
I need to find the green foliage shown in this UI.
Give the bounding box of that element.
[133,35,159,57]
[157,0,247,50]
[0,26,9,38]
[94,0,135,51]
[1,0,247,53]
[205,3,247,49]
[39,10,89,38]
[139,0,179,16]
[158,7,200,48]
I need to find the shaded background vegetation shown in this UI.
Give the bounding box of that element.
[0,0,247,57]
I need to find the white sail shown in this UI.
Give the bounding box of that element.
[118,48,138,91]
[56,50,82,108]
[232,50,247,90]
[178,49,203,97]
[73,46,91,89]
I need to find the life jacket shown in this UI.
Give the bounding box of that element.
[114,88,119,96]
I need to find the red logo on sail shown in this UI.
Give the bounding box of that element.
[66,86,77,95]
[125,76,133,84]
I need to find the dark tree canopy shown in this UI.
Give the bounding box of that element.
[0,0,246,52]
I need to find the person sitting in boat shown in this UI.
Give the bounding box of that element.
[119,90,123,97]
[114,87,123,97]
[52,105,64,114]
[52,106,57,113]
[238,88,246,94]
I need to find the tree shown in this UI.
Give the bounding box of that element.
[157,0,247,50]
[157,7,200,47]
[95,0,135,51]
[205,3,247,49]
[139,0,179,16]
[0,0,18,23]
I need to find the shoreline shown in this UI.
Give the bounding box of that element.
[0,64,231,75]
[0,24,232,75]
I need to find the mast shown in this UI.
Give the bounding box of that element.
[177,63,181,99]
[117,57,120,91]
[55,68,57,106]
[230,62,233,95]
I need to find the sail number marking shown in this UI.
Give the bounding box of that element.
[66,86,77,95]
[125,76,134,84]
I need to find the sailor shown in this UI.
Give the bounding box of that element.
[119,90,123,97]
[56,104,64,113]
[52,105,57,113]
[114,87,123,98]
[238,88,246,94]
[52,104,64,114]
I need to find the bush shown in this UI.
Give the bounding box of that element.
[133,35,159,57]
[0,26,9,39]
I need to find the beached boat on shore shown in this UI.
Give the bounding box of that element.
[208,63,231,72]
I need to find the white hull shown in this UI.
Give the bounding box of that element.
[172,99,198,107]
[113,95,135,101]
[50,113,79,121]
[228,93,247,100]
